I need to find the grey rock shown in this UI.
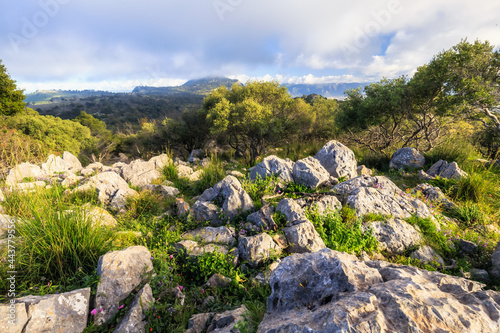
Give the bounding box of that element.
[114,284,154,333]
[469,268,490,284]
[459,239,478,255]
[186,313,214,333]
[121,159,161,187]
[176,198,190,215]
[140,184,180,197]
[5,163,44,185]
[413,183,457,209]
[427,160,468,180]
[0,302,28,333]
[0,214,14,238]
[314,140,357,179]
[94,246,153,325]
[249,155,295,183]
[292,156,330,189]
[490,241,500,278]
[247,205,277,231]
[148,154,172,170]
[389,147,425,169]
[357,165,372,176]
[254,260,281,285]
[276,198,306,223]
[365,218,422,255]
[86,162,105,171]
[334,176,434,219]
[206,305,248,333]
[174,240,232,257]
[227,170,245,178]
[410,245,445,266]
[8,287,90,333]
[82,203,118,228]
[310,195,342,215]
[193,176,254,224]
[177,164,194,178]
[10,181,46,192]
[283,219,326,253]
[0,188,4,202]
[182,226,236,247]
[189,170,204,181]
[418,169,434,181]
[191,201,221,225]
[239,233,281,267]
[205,274,232,289]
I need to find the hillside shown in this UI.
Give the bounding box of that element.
[132,77,239,95]
[285,82,369,98]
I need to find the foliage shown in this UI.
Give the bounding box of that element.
[194,155,227,194]
[406,216,454,257]
[0,60,26,116]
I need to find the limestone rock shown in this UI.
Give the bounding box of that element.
[8,288,90,333]
[82,203,118,227]
[413,183,456,209]
[314,140,357,179]
[148,154,172,170]
[182,226,236,247]
[333,176,434,219]
[239,233,281,267]
[410,245,445,267]
[94,246,153,325]
[427,160,468,179]
[276,198,306,223]
[189,170,204,182]
[205,274,232,289]
[364,218,422,255]
[186,313,214,333]
[310,195,342,215]
[140,184,179,197]
[0,214,14,238]
[292,156,330,189]
[121,159,161,187]
[114,284,154,333]
[5,163,44,185]
[0,188,4,202]
[176,198,190,215]
[192,176,254,224]
[0,302,28,333]
[490,240,500,278]
[283,219,326,253]
[357,165,372,176]
[206,305,248,333]
[389,147,425,169]
[249,155,294,183]
[247,205,277,231]
[254,260,281,285]
[174,240,232,257]
[177,164,194,178]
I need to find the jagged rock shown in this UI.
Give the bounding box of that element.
[389,147,425,169]
[82,203,118,228]
[192,176,254,225]
[227,170,245,178]
[490,241,500,278]
[258,249,500,333]
[10,181,46,192]
[0,214,14,238]
[276,198,306,223]
[41,153,82,175]
[148,154,172,170]
[427,160,468,180]
[468,268,490,284]
[410,245,445,266]
[292,156,330,189]
[239,233,281,267]
[413,183,457,209]
[121,159,160,187]
[357,165,372,176]
[249,155,295,183]
[174,240,232,257]
[62,151,83,171]
[186,313,214,333]
[283,219,326,253]
[333,176,434,219]
[114,284,154,333]
[310,195,342,215]
[314,140,357,179]
[1,287,90,333]
[207,305,248,333]
[364,218,422,255]
[5,163,44,185]
[205,274,232,289]
[189,170,203,182]
[459,239,478,255]
[418,169,434,181]
[86,162,105,171]
[182,226,236,247]
[75,171,137,209]
[254,260,281,285]
[247,205,277,231]
[94,246,153,325]
[140,184,180,197]
[177,164,194,178]
[176,198,190,215]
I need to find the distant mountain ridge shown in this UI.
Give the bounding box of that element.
[285,82,369,98]
[132,77,239,95]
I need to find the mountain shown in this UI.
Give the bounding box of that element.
[132,77,239,95]
[285,82,369,98]
[25,90,116,104]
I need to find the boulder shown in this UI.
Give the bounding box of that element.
[292,156,330,189]
[182,226,236,247]
[114,284,154,333]
[247,205,277,231]
[249,155,294,183]
[186,313,214,333]
[121,159,161,187]
[5,163,44,185]
[389,147,425,169]
[333,176,434,219]
[310,195,342,215]
[490,240,500,278]
[10,181,46,192]
[427,160,468,180]
[176,198,190,215]
[82,203,118,228]
[86,162,105,171]
[174,240,233,257]
[357,165,372,176]
[314,140,357,179]
[189,170,204,182]
[140,184,179,197]
[238,233,281,267]
[205,274,232,289]
[283,219,326,253]
[254,260,281,285]
[413,183,456,209]
[192,176,254,224]
[206,305,248,333]
[364,218,422,255]
[410,245,445,267]
[258,249,500,333]
[177,164,194,178]
[1,288,90,333]
[276,198,306,223]
[148,154,172,170]
[94,246,153,325]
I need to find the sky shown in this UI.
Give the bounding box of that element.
[1,0,499,93]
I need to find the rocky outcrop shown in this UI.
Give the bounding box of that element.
[191,176,254,225]
[292,156,330,189]
[389,147,425,169]
[249,155,295,183]
[0,288,90,333]
[310,195,342,215]
[186,313,214,333]
[94,246,153,325]
[206,305,248,333]
[283,219,326,253]
[205,274,232,289]
[238,233,281,267]
[427,160,468,180]
[182,226,237,247]
[258,249,500,333]
[334,176,434,219]
[41,152,83,175]
[357,165,372,176]
[5,163,44,185]
[413,183,457,209]
[276,198,306,223]
[174,240,236,259]
[247,205,277,231]
[121,159,161,188]
[140,184,180,197]
[365,218,422,255]
[490,241,500,278]
[315,140,357,179]
[411,245,445,267]
[114,284,154,333]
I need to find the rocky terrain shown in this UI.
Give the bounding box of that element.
[1,141,500,332]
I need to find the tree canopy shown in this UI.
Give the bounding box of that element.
[0,60,26,116]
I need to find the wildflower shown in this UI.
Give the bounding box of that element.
[118,305,124,310]
[201,288,205,293]
[90,309,98,315]
[47,282,51,288]
[169,254,174,259]
[151,256,154,260]
[99,308,103,312]
[179,285,184,291]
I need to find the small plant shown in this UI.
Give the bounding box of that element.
[194,155,226,194]
[406,215,454,257]
[452,201,487,227]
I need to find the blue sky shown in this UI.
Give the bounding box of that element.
[1,0,499,92]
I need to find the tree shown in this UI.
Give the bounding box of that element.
[0,60,26,116]
[203,81,312,163]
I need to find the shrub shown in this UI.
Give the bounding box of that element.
[194,155,226,194]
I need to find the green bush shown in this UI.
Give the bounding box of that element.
[194,156,226,194]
